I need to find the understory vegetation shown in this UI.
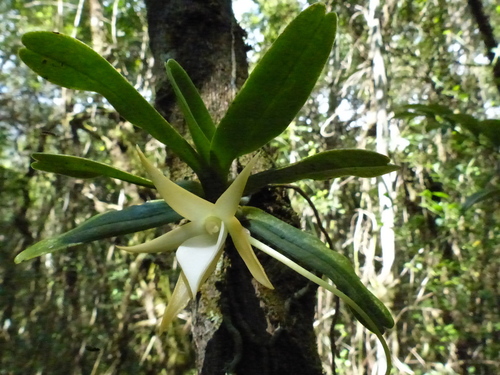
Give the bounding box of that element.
[1,0,498,374]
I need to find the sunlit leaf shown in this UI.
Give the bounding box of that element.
[14,182,203,263]
[31,153,155,188]
[245,149,399,193]
[210,4,337,172]
[242,206,394,333]
[19,32,203,173]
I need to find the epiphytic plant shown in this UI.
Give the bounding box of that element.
[16,4,397,373]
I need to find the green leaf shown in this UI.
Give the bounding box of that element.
[19,32,203,174]
[477,119,500,146]
[447,113,481,137]
[398,104,454,117]
[447,115,500,145]
[210,4,337,172]
[166,59,215,145]
[242,206,394,333]
[31,153,155,188]
[463,187,500,211]
[14,181,204,263]
[245,149,399,193]
[392,110,422,120]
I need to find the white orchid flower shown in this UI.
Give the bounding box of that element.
[119,148,273,331]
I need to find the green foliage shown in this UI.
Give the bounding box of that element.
[1,1,196,373]
[165,59,216,161]
[462,187,500,211]
[12,5,397,374]
[19,31,204,175]
[10,0,500,373]
[393,101,500,374]
[17,7,397,199]
[239,0,302,54]
[13,182,201,263]
[211,5,338,172]
[239,1,500,374]
[245,149,399,193]
[396,104,500,146]
[15,4,394,197]
[242,206,394,333]
[31,153,155,187]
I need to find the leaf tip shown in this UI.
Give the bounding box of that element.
[165,59,176,68]
[387,164,401,172]
[308,1,326,13]
[20,32,33,46]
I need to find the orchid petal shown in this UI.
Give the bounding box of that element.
[215,155,259,219]
[117,221,203,253]
[159,272,191,332]
[176,223,227,296]
[226,216,274,289]
[136,147,214,221]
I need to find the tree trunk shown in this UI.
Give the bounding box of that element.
[144,1,322,374]
[467,0,500,95]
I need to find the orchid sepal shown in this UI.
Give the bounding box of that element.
[136,146,214,221]
[117,221,203,253]
[160,272,191,333]
[226,216,273,289]
[118,149,274,328]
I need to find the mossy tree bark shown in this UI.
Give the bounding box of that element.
[144,0,323,374]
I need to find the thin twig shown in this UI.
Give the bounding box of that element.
[277,184,340,375]
[277,184,334,249]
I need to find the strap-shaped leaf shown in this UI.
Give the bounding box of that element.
[463,187,500,211]
[19,32,203,173]
[14,181,204,263]
[395,103,453,117]
[245,149,399,194]
[210,4,337,172]
[447,113,481,136]
[166,59,215,161]
[395,104,500,146]
[241,206,394,333]
[446,115,500,146]
[32,153,155,188]
[477,119,500,146]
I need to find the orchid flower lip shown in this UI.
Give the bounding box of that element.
[177,221,227,296]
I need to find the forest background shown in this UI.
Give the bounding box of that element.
[0,0,499,374]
